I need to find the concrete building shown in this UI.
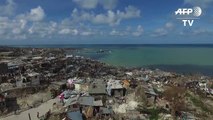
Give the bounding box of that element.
[107,79,126,97]
[89,80,106,96]
[66,110,83,120]
[16,72,40,87]
[0,61,8,74]
[27,72,40,86]
[16,76,31,87]
[0,93,6,110]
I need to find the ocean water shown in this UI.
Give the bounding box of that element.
[10,44,213,76]
[100,47,213,66]
[99,46,213,76]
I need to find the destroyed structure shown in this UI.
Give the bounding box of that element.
[0,47,213,120]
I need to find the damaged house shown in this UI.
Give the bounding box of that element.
[27,72,40,86]
[0,93,6,111]
[89,80,107,96]
[143,85,158,104]
[0,61,8,74]
[107,79,126,97]
[16,72,40,87]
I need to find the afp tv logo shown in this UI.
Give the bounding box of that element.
[175,6,202,26]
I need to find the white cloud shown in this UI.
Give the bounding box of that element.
[0,0,142,40]
[0,0,106,40]
[110,30,117,35]
[165,22,174,29]
[17,6,45,22]
[109,25,143,37]
[12,28,21,34]
[72,29,79,35]
[0,17,9,35]
[28,6,45,21]
[152,28,168,37]
[179,28,212,36]
[151,22,174,37]
[58,28,78,35]
[73,0,98,9]
[48,21,57,34]
[0,15,99,40]
[73,0,117,9]
[59,28,71,34]
[92,10,120,25]
[121,6,141,19]
[28,21,61,39]
[80,31,93,36]
[132,25,143,36]
[58,26,95,36]
[193,29,207,35]
[0,0,16,16]
[71,6,141,26]
[100,0,118,9]
[0,16,29,39]
[28,22,49,38]
[110,29,125,36]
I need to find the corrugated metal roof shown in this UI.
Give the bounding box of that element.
[107,80,123,89]
[88,80,106,94]
[100,107,113,114]
[64,95,79,107]
[67,111,83,120]
[78,96,94,106]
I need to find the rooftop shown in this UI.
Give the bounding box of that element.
[28,72,39,77]
[88,80,106,95]
[107,79,123,89]
[67,110,83,120]
[78,96,94,106]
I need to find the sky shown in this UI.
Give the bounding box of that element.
[0,0,212,45]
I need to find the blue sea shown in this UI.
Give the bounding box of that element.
[10,44,213,76]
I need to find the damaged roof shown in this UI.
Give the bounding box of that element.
[88,80,106,95]
[78,96,94,106]
[107,79,123,89]
[67,110,83,120]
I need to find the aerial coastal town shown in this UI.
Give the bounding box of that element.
[0,46,213,120]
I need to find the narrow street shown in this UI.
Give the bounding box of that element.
[1,98,57,120]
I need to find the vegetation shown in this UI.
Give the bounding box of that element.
[210,83,213,89]
[148,108,160,120]
[136,107,166,120]
[153,87,162,95]
[135,85,148,106]
[163,86,186,119]
[189,94,212,114]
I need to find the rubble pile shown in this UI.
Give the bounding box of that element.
[0,47,213,120]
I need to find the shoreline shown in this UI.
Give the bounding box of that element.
[1,45,213,76]
[1,47,213,120]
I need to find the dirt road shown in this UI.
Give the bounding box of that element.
[1,98,58,120]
